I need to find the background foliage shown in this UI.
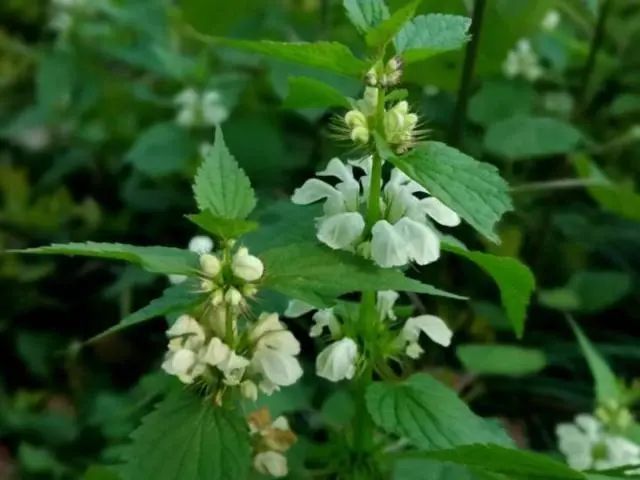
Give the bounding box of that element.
[1,0,639,478]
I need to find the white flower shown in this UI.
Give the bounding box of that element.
[399,314,453,358]
[174,89,229,128]
[162,315,208,383]
[254,451,288,478]
[377,290,399,321]
[557,414,640,471]
[199,253,221,277]
[310,309,342,338]
[174,88,200,127]
[292,158,460,268]
[225,287,244,307]
[250,313,303,393]
[241,380,259,401]
[232,247,264,282]
[166,315,205,350]
[503,39,543,82]
[284,300,315,318]
[169,236,214,284]
[201,90,229,125]
[161,349,204,384]
[316,337,358,382]
[542,10,560,31]
[217,351,250,385]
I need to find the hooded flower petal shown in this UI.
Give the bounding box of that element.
[166,315,205,349]
[377,290,399,321]
[394,217,440,265]
[420,198,461,227]
[203,337,231,367]
[252,349,303,387]
[402,315,453,347]
[284,300,315,318]
[232,247,264,282]
[317,212,365,250]
[291,179,340,205]
[310,309,341,338]
[316,337,358,382]
[370,220,409,267]
[254,451,288,478]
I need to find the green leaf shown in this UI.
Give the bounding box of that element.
[468,80,535,127]
[456,344,546,377]
[388,142,513,243]
[443,244,535,338]
[36,51,75,115]
[394,14,471,63]
[408,444,586,479]
[484,116,583,160]
[186,211,259,240]
[394,459,503,480]
[193,127,256,219]
[539,271,632,314]
[366,373,510,449]
[214,38,366,78]
[573,154,640,221]
[125,122,196,177]
[366,0,422,48]
[88,282,207,343]
[120,390,251,480]
[343,0,389,33]
[283,76,350,109]
[17,242,198,275]
[84,466,121,480]
[569,318,621,405]
[261,242,465,307]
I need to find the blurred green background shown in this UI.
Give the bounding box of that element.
[1,0,639,478]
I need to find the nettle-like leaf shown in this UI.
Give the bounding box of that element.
[365,0,422,48]
[388,142,513,243]
[569,318,621,405]
[186,211,258,240]
[394,14,471,63]
[18,242,198,275]
[456,344,547,377]
[88,282,207,342]
[409,444,586,479]
[214,38,366,78]
[283,76,350,110]
[260,242,465,307]
[443,244,535,338]
[366,373,512,449]
[394,458,503,480]
[343,0,389,33]
[193,128,256,220]
[120,390,251,480]
[484,116,583,161]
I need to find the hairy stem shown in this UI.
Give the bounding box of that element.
[449,0,487,147]
[365,87,386,229]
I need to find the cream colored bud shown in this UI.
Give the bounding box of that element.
[225,287,243,306]
[365,67,378,86]
[344,110,367,128]
[231,247,264,282]
[243,284,258,298]
[350,126,370,144]
[200,278,214,291]
[199,253,221,277]
[241,380,259,402]
[211,288,224,306]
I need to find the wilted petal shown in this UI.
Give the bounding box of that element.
[370,220,409,267]
[421,197,461,227]
[254,451,288,478]
[394,217,440,265]
[317,212,365,250]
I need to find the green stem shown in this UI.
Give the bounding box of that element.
[449,0,487,147]
[579,0,613,108]
[365,87,386,230]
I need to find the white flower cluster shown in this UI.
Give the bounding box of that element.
[557,414,640,471]
[249,408,297,478]
[174,88,229,128]
[286,291,453,382]
[162,245,303,399]
[342,87,420,153]
[502,39,543,82]
[292,157,460,268]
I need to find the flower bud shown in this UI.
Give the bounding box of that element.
[365,67,378,86]
[232,247,264,282]
[344,110,367,129]
[200,278,215,292]
[241,380,259,402]
[225,287,243,307]
[243,284,258,298]
[199,253,221,277]
[188,235,213,255]
[211,288,224,306]
[350,126,370,144]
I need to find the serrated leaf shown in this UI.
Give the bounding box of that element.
[125,122,196,177]
[88,282,207,343]
[468,80,535,127]
[569,318,621,405]
[343,0,389,33]
[283,76,350,109]
[394,14,471,63]
[573,154,640,221]
[484,116,583,160]
[186,211,258,240]
[394,459,504,480]
[408,444,586,479]
[17,242,198,275]
[366,0,422,48]
[260,242,465,307]
[539,271,632,314]
[193,128,256,219]
[366,373,511,449]
[457,344,546,377]
[214,38,366,78]
[388,142,513,243]
[443,244,535,338]
[120,391,251,480]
